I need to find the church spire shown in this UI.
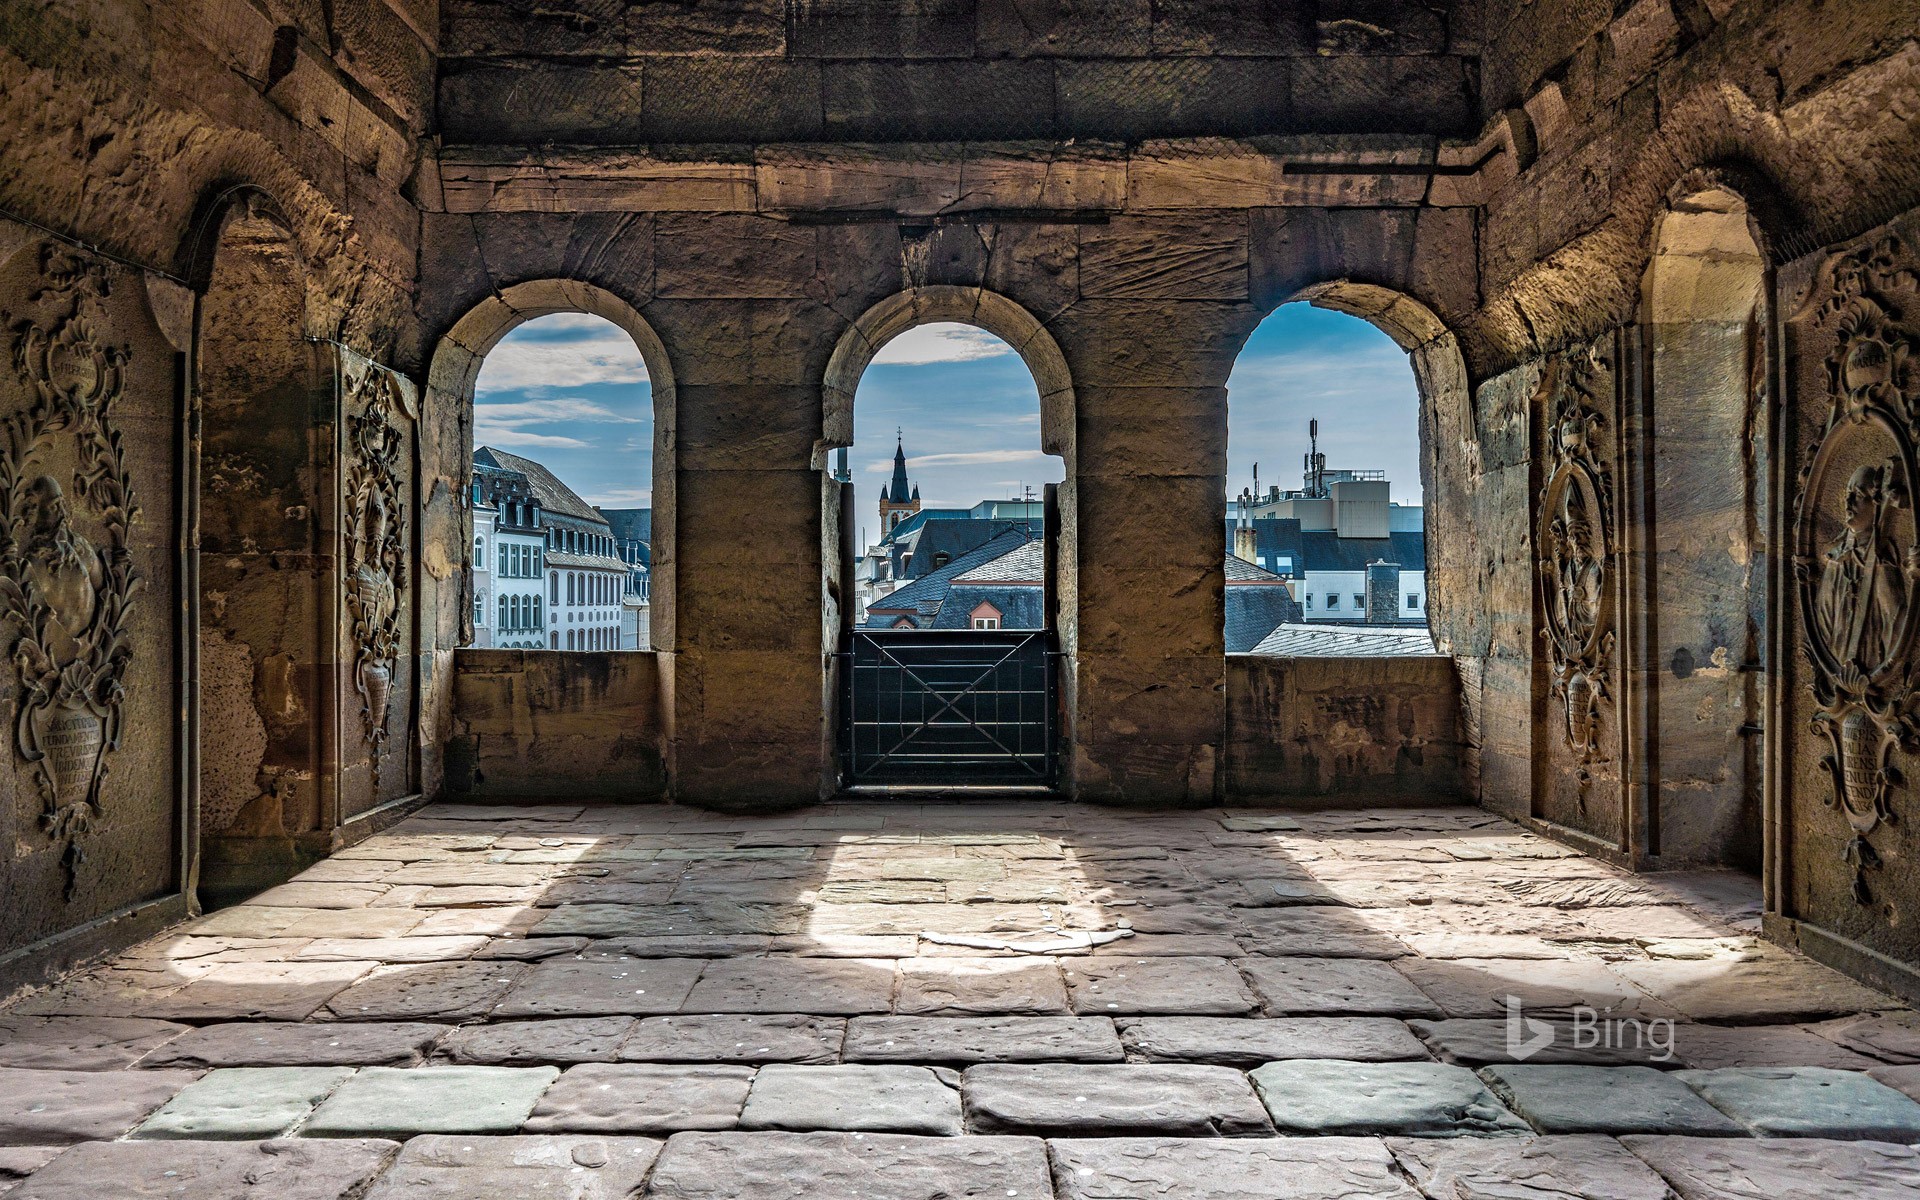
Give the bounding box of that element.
[880,429,922,533]
[888,429,912,503]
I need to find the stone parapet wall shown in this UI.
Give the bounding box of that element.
[446,650,668,802]
[1224,655,1468,805]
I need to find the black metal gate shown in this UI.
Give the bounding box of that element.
[840,629,1057,788]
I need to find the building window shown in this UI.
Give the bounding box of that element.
[970,602,1003,630]
[1354,593,1365,610]
[533,597,541,627]
[550,631,558,649]
[497,595,508,629]
[974,616,1000,629]
[1326,594,1340,610]
[550,573,558,603]
[1407,594,1420,610]
[1304,593,1313,610]
[473,598,483,627]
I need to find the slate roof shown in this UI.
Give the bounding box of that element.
[879,508,969,546]
[954,539,1044,583]
[932,583,1046,630]
[547,550,627,571]
[1248,623,1441,657]
[478,447,608,527]
[1224,517,1427,574]
[600,507,651,544]
[861,529,1034,627]
[1224,554,1304,653]
[901,518,1041,578]
[1226,553,1283,582]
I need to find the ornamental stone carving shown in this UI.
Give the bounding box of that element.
[0,247,142,897]
[342,358,412,778]
[1537,344,1614,809]
[1794,235,1920,905]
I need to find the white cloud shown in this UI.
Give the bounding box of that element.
[475,327,650,395]
[475,398,646,428]
[474,428,591,449]
[587,487,653,507]
[870,323,1016,366]
[909,449,1050,468]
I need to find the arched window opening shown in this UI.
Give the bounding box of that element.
[1226,304,1429,657]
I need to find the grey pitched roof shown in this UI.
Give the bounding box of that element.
[862,528,1033,627]
[1248,623,1441,657]
[1222,518,1427,574]
[1226,553,1283,582]
[932,583,1046,630]
[478,446,607,526]
[954,539,1044,583]
[599,507,651,544]
[1225,585,1304,653]
[902,518,1040,577]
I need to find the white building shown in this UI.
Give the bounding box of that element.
[470,452,548,649]
[1230,470,1428,626]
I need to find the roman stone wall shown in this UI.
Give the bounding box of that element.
[446,648,667,800]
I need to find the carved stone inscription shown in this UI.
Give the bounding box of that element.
[1537,344,1615,811]
[0,247,142,896]
[1793,235,1920,905]
[343,359,411,784]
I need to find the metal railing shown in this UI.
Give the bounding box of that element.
[840,629,1057,788]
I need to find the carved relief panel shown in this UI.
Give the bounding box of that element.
[1782,220,1920,963]
[1533,336,1625,845]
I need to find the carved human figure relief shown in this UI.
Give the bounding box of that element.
[1794,234,1920,905]
[341,359,411,780]
[1537,345,1615,808]
[0,246,142,897]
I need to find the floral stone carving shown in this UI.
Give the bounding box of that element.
[1795,235,1920,905]
[1537,344,1615,809]
[342,358,411,781]
[1,247,142,898]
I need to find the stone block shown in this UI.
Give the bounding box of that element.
[894,958,1070,1015]
[1073,387,1228,481]
[681,958,897,1014]
[324,961,525,1021]
[1118,1016,1428,1065]
[1675,1024,1880,1070]
[1050,1136,1420,1200]
[1611,958,1895,1023]
[963,1063,1269,1136]
[621,1014,845,1064]
[302,1065,559,1137]
[655,215,817,301]
[1290,55,1476,136]
[531,900,808,938]
[1149,1,1315,55]
[1814,1012,1920,1064]
[1618,1136,1920,1200]
[1411,1018,1681,1068]
[643,1132,1052,1199]
[822,61,1054,141]
[363,1135,662,1200]
[138,1021,445,1069]
[440,1017,637,1064]
[1249,1059,1528,1135]
[0,1068,196,1144]
[1388,1134,1677,1200]
[493,958,706,1017]
[1063,957,1258,1015]
[844,1016,1123,1063]
[1395,958,1673,1020]
[1239,957,1443,1018]
[1676,1067,1920,1139]
[0,1016,189,1070]
[625,0,784,55]
[133,1067,354,1139]
[6,1138,399,1200]
[639,59,822,142]
[1055,59,1289,141]
[526,1063,755,1133]
[788,0,977,58]
[739,1065,962,1135]
[1480,1065,1743,1135]
[1235,906,1411,957]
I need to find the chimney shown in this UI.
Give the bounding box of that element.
[1366,560,1402,625]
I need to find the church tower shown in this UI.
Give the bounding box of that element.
[880,433,921,534]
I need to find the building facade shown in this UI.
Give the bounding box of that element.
[470,453,547,650]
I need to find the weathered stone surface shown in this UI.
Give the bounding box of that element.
[681,958,896,1014]
[150,962,377,1022]
[140,1022,444,1068]
[893,958,1069,1015]
[1388,1134,1678,1200]
[1050,1136,1421,1200]
[1394,958,1670,1020]
[6,1138,400,1200]
[301,1066,559,1136]
[739,1065,961,1135]
[1611,959,1895,1023]
[620,1014,844,1064]
[1239,957,1443,1017]
[492,958,705,1017]
[1619,1136,1920,1200]
[0,1146,64,1191]
[1869,1064,1920,1102]
[324,962,525,1021]
[1675,1024,1880,1070]
[531,902,808,938]
[133,1067,354,1139]
[1062,958,1258,1015]
[1249,1060,1528,1134]
[1480,1065,1743,1135]
[644,1131,1052,1199]
[1674,1067,1920,1139]
[1119,1016,1428,1065]
[362,1135,661,1200]
[1814,1013,1920,1064]
[525,1063,754,1133]
[440,1017,636,1064]
[0,1017,189,1071]
[844,1016,1123,1064]
[964,1064,1270,1136]
[1411,1018,1681,1067]
[1234,908,1411,957]
[0,1068,196,1144]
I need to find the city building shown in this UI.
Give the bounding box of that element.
[469,451,547,649]
[476,448,628,652]
[600,507,653,651]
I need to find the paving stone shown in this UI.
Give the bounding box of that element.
[1239,957,1444,1018]
[1612,957,1895,1023]
[362,1134,661,1200]
[845,1016,1122,1063]
[492,957,705,1017]
[1868,1064,1920,1101]
[0,1017,189,1070]
[964,1064,1270,1136]
[250,882,390,909]
[473,936,591,960]
[1119,1016,1428,1065]
[1248,1060,1529,1135]
[894,958,1069,1015]
[1675,1066,1920,1138]
[1393,958,1674,1020]
[682,958,896,1014]
[138,1022,444,1068]
[301,1065,560,1136]
[1411,1018,1682,1067]
[739,1065,962,1135]
[149,962,376,1021]
[1675,1023,1880,1070]
[440,1017,636,1064]
[323,961,526,1020]
[1234,909,1412,958]
[531,902,807,937]
[600,935,774,957]
[1480,1065,1743,1134]
[296,936,488,962]
[644,1131,1051,1199]
[0,1147,64,1192]
[1062,958,1257,1015]
[1810,1012,1920,1063]
[133,1067,354,1139]
[0,1068,197,1143]
[6,1137,400,1199]
[1050,1136,1418,1199]
[525,1063,754,1133]
[283,909,427,938]
[1389,1134,1676,1200]
[621,1014,844,1063]
[1086,933,1244,956]
[1620,1135,1920,1199]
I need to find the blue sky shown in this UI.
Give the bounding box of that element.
[471,306,1424,516]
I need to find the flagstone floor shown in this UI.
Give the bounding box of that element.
[3,801,1920,1198]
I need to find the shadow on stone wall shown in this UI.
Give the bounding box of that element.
[446,650,667,802]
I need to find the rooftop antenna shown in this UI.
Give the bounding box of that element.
[1305,419,1327,498]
